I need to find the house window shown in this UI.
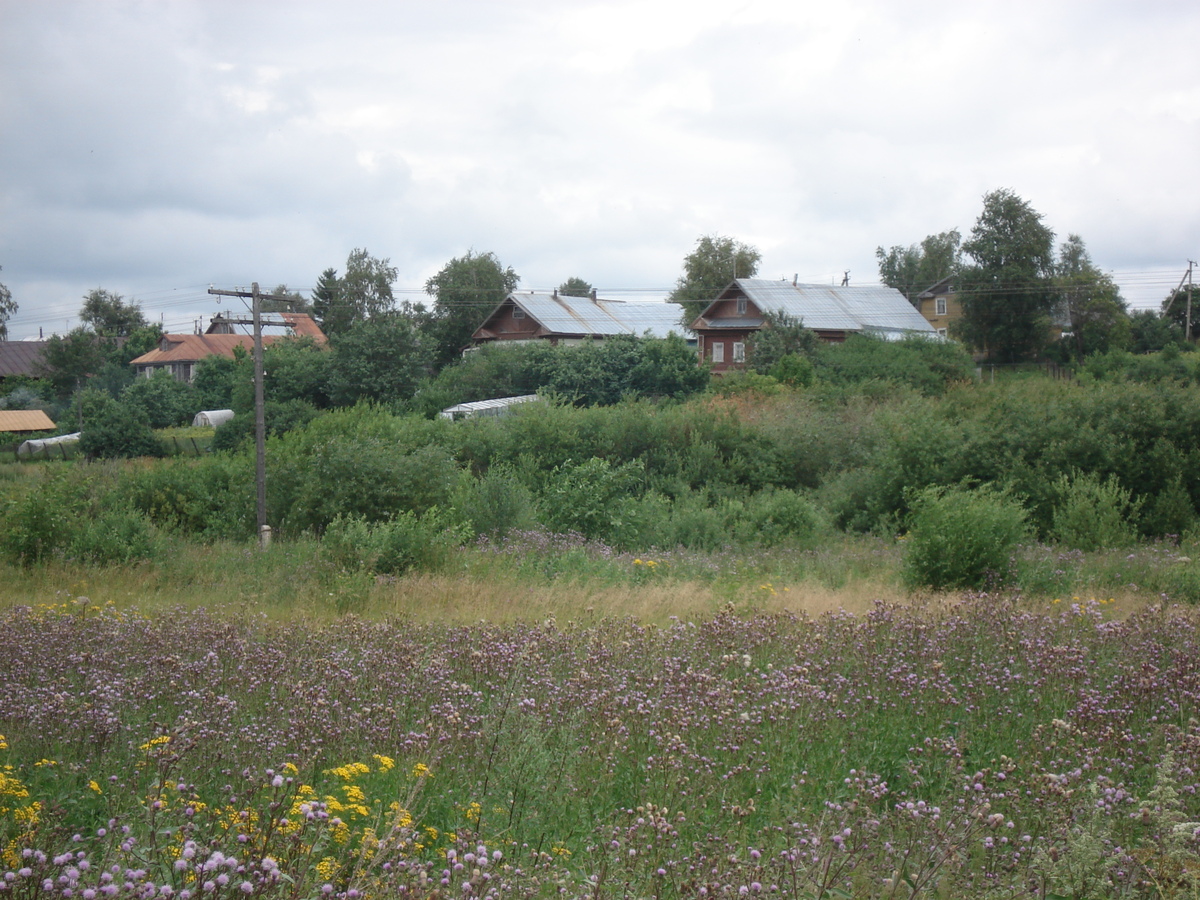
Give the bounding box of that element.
[935,297,947,316]
[937,328,947,337]
[711,342,724,364]
[512,307,525,320]
[736,297,747,316]
[732,342,745,363]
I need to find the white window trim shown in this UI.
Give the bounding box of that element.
[732,342,745,363]
[711,341,724,364]
[935,297,948,316]
[736,297,747,315]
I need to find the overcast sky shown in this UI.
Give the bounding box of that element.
[1,0,1197,339]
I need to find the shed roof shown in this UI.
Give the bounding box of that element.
[0,341,49,378]
[0,409,56,433]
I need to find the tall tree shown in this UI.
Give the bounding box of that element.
[424,250,519,368]
[0,267,15,340]
[311,250,397,336]
[1053,234,1130,360]
[327,313,430,406]
[954,189,1058,362]
[670,234,762,325]
[80,288,147,337]
[558,277,593,297]
[875,229,961,304]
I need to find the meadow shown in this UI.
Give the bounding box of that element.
[6,373,1200,897]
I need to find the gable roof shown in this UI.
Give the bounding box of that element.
[476,293,685,341]
[695,280,936,339]
[131,314,328,367]
[130,333,259,367]
[0,409,56,433]
[0,341,49,378]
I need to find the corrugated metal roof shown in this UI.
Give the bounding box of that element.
[510,293,685,339]
[440,395,540,420]
[130,334,257,366]
[715,280,935,335]
[0,341,49,378]
[0,409,56,432]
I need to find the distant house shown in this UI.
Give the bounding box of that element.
[0,340,49,386]
[691,279,937,372]
[471,291,686,346]
[129,313,327,382]
[915,276,962,337]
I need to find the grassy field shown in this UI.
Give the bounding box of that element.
[2,588,1198,899]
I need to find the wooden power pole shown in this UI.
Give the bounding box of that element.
[207,283,300,549]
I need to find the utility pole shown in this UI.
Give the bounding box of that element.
[1164,261,1195,342]
[207,283,299,549]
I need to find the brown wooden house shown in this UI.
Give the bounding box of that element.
[691,279,937,372]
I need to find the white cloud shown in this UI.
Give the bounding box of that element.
[1,0,1197,334]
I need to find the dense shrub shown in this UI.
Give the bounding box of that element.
[68,507,160,565]
[79,397,164,459]
[125,455,255,540]
[450,464,537,538]
[321,510,467,575]
[734,487,827,547]
[120,370,198,428]
[1050,470,1141,551]
[537,456,647,545]
[813,333,976,396]
[902,484,1030,590]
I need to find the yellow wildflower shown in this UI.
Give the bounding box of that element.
[372,754,395,772]
[411,762,432,779]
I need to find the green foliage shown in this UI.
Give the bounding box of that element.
[327,313,428,406]
[321,510,467,575]
[191,352,241,410]
[36,329,109,399]
[120,370,199,428]
[209,400,320,453]
[1050,470,1141,551]
[538,457,647,545]
[229,338,331,412]
[558,276,593,297]
[412,342,554,417]
[875,229,961,302]
[68,507,160,566]
[125,455,255,540]
[450,464,537,538]
[424,250,520,369]
[956,189,1058,362]
[734,487,827,547]
[0,266,14,340]
[1053,234,1131,361]
[670,234,762,324]
[902,484,1030,590]
[311,249,398,336]
[79,288,148,337]
[276,437,459,535]
[1130,309,1186,354]
[769,353,815,387]
[813,333,975,396]
[78,394,164,459]
[747,311,820,374]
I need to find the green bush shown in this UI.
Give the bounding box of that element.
[120,370,199,428]
[68,507,160,565]
[321,510,467,575]
[451,464,537,538]
[278,440,459,534]
[735,487,827,547]
[1049,470,1141,551]
[78,396,164,459]
[125,455,255,540]
[537,456,646,545]
[902,484,1030,591]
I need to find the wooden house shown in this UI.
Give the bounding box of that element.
[472,291,686,346]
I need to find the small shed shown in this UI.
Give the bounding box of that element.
[192,409,236,427]
[439,395,540,421]
[0,409,56,433]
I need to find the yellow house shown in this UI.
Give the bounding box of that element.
[915,277,962,337]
